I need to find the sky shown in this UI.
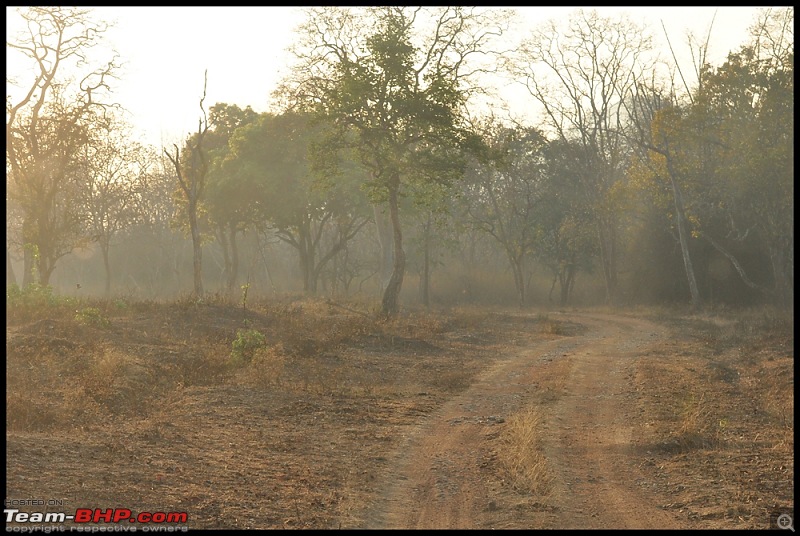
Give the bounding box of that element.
[6,6,777,147]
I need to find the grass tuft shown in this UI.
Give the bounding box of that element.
[496,407,553,496]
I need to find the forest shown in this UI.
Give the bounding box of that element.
[6,7,794,315]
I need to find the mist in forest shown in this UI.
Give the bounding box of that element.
[6,7,793,311]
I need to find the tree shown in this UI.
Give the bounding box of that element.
[694,37,793,306]
[127,154,184,297]
[221,111,371,294]
[627,86,703,308]
[463,125,549,307]
[78,117,155,296]
[6,6,119,286]
[281,6,506,316]
[627,7,793,307]
[204,103,259,293]
[512,9,653,305]
[164,72,210,298]
[538,138,598,306]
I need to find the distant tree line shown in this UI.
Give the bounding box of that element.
[6,7,793,313]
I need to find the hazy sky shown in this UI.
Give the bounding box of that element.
[6,6,773,147]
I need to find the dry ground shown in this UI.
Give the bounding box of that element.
[5,294,794,529]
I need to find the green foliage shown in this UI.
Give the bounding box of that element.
[6,282,78,309]
[74,307,111,328]
[219,110,372,293]
[231,328,268,365]
[203,102,262,232]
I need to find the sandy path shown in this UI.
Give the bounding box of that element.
[360,311,687,529]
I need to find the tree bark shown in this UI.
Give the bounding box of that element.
[374,204,394,293]
[188,200,204,297]
[101,240,111,298]
[665,156,701,309]
[381,178,405,317]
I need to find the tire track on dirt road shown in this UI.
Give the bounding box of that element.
[359,311,688,529]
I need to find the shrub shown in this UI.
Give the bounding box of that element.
[75,307,111,328]
[7,282,78,309]
[231,328,267,365]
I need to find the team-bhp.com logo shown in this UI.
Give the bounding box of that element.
[5,508,188,532]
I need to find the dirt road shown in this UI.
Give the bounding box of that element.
[7,304,792,529]
[361,312,686,529]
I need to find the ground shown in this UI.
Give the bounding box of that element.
[5,296,795,530]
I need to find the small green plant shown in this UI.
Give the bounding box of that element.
[75,307,111,328]
[231,328,267,365]
[113,299,128,310]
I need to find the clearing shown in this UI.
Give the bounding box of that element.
[6,299,794,529]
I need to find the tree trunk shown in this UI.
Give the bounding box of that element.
[189,201,204,297]
[381,179,405,317]
[22,246,34,287]
[666,158,700,309]
[39,254,56,287]
[420,214,431,308]
[548,271,558,304]
[510,254,526,308]
[101,240,111,298]
[768,246,792,308]
[373,204,394,293]
[229,223,239,294]
[560,263,576,306]
[597,219,618,306]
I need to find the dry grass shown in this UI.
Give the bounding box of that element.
[632,305,793,528]
[7,293,508,529]
[675,391,725,450]
[535,313,567,336]
[6,295,792,529]
[495,407,553,496]
[5,295,496,433]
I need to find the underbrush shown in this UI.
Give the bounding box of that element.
[6,292,497,432]
[7,283,80,323]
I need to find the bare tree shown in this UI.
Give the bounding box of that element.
[164,71,210,298]
[511,9,653,305]
[6,6,119,286]
[626,83,702,309]
[80,118,154,297]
